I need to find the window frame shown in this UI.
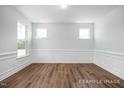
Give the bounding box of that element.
[35,28,47,39]
[17,21,27,58]
[78,28,91,39]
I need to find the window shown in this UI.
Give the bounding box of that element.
[36,28,47,39]
[17,22,26,57]
[79,28,90,39]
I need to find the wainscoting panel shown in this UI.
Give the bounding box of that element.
[1,50,124,81]
[94,50,124,80]
[31,49,94,63]
[0,51,31,81]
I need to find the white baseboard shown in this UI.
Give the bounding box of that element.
[0,62,31,81]
[32,60,93,63]
[95,62,124,80]
[94,50,124,80]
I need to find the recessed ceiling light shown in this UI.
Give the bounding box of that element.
[60,5,68,9]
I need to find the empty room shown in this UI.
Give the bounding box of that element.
[0,5,124,88]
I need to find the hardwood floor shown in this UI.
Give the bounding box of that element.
[0,63,124,88]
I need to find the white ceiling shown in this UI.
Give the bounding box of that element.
[15,5,119,23]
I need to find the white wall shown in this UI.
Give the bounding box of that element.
[32,23,94,62]
[94,6,124,79]
[32,23,94,49]
[0,6,32,81]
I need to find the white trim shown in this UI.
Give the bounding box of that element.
[0,51,16,56]
[32,49,94,52]
[0,55,16,61]
[95,50,124,56]
[0,51,31,81]
[94,50,124,80]
[32,60,93,63]
[32,49,94,62]
[0,51,17,61]
[0,62,31,81]
[1,50,124,80]
[16,54,30,59]
[95,62,124,80]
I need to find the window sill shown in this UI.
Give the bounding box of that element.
[16,54,30,59]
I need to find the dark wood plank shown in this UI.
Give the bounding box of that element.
[0,63,124,88]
